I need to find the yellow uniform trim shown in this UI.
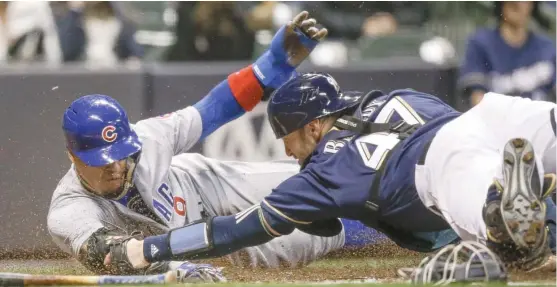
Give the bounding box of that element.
[262,200,312,225]
[258,208,282,237]
[395,96,425,125]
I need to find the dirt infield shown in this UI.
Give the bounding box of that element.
[208,243,556,283]
[220,246,422,282]
[0,242,555,284]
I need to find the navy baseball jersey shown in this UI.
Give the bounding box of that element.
[143,89,464,263]
[261,89,461,251]
[459,28,556,101]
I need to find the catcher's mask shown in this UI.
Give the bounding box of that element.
[398,241,508,285]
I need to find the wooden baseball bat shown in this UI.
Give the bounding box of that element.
[0,271,177,286]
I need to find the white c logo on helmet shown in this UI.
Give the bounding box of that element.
[102,125,118,142]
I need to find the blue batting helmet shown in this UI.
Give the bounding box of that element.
[267,73,363,139]
[62,94,142,167]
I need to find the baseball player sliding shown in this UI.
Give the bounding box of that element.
[107,72,556,273]
[47,11,383,282]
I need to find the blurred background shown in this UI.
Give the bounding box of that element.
[0,1,555,256]
[0,1,554,104]
[1,2,552,64]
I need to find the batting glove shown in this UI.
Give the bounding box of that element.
[175,262,226,283]
[253,10,328,89]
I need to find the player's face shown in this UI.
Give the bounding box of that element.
[282,126,319,165]
[502,1,533,28]
[70,153,128,196]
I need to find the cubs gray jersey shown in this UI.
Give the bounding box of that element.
[48,106,344,267]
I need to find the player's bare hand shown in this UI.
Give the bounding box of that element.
[126,238,149,268]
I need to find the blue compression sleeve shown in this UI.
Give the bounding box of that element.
[193,79,244,140]
[193,65,265,140]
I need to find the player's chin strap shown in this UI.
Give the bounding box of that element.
[333,115,420,216]
[112,155,138,200]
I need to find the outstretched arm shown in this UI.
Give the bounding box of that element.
[105,170,342,269]
[121,200,297,268]
[134,11,328,159]
[193,10,328,140]
[130,11,328,201]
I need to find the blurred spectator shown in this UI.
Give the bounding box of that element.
[459,1,556,106]
[242,1,277,31]
[166,2,256,62]
[300,2,430,40]
[0,1,62,64]
[57,1,143,66]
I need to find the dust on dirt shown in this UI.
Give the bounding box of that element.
[203,242,556,283]
[1,242,555,283]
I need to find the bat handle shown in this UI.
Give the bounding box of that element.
[0,271,177,286]
[97,271,177,285]
[0,274,24,287]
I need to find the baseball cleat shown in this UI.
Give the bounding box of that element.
[483,139,555,270]
[488,138,546,249]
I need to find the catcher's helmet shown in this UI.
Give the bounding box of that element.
[62,94,141,167]
[267,73,363,139]
[398,241,507,285]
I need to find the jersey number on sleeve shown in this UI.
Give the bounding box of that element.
[356,97,423,170]
[374,97,424,126]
